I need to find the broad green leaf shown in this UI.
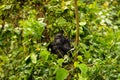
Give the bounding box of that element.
[56,68,69,80]
[78,63,88,78]
[74,62,88,78]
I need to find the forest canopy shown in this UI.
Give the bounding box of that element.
[0,0,120,80]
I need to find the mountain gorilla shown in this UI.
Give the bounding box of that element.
[48,33,73,58]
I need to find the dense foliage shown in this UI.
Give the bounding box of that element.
[0,0,120,80]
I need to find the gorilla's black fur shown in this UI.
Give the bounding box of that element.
[48,33,73,58]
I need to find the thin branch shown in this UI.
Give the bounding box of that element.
[74,0,79,46]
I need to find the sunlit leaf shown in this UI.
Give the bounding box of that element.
[30,53,37,64]
[78,63,88,78]
[40,48,50,61]
[74,61,79,68]
[57,59,64,66]
[77,56,83,62]
[56,17,67,27]
[103,1,109,8]
[56,68,69,80]
[79,22,86,26]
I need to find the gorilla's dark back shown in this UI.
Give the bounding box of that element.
[48,33,73,58]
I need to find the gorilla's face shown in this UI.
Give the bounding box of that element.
[54,33,65,45]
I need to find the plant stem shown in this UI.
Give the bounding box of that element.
[74,0,79,46]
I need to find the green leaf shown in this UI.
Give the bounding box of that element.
[0,55,9,63]
[40,48,50,61]
[56,68,69,80]
[77,56,83,62]
[57,59,64,66]
[78,63,88,78]
[74,61,79,68]
[74,62,88,78]
[56,17,67,27]
[30,53,37,64]
[79,21,86,26]
[0,4,12,10]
